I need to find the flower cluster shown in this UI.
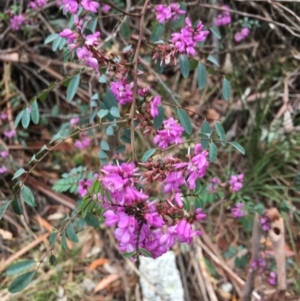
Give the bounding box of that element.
[231,202,247,218]
[0,149,9,175]
[208,177,221,192]
[98,146,208,258]
[110,80,134,105]
[74,134,91,150]
[229,173,244,192]
[170,18,210,56]
[215,6,231,26]
[28,0,47,10]
[250,257,266,272]
[235,28,250,42]
[153,118,184,149]
[155,3,185,23]
[260,213,271,232]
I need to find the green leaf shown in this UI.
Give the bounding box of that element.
[97,109,109,119]
[201,120,211,136]
[66,223,78,243]
[207,55,219,67]
[150,23,165,42]
[209,142,218,162]
[122,251,136,259]
[21,108,30,129]
[197,63,207,90]
[0,201,11,220]
[14,110,24,128]
[12,198,23,215]
[179,54,190,78]
[49,230,58,247]
[210,26,221,39]
[8,271,35,293]
[154,106,164,129]
[21,186,35,207]
[12,168,26,180]
[100,140,110,151]
[44,33,58,44]
[49,255,56,266]
[121,21,130,39]
[84,212,100,228]
[61,232,69,250]
[67,74,80,101]
[98,150,108,159]
[222,77,231,101]
[110,106,120,118]
[106,125,114,136]
[139,248,152,257]
[7,260,36,276]
[189,59,198,71]
[30,100,39,124]
[215,122,226,146]
[177,108,192,135]
[230,141,245,155]
[142,148,156,162]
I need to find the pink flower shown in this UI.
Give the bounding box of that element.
[0,150,9,158]
[74,136,91,149]
[76,47,99,71]
[250,258,266,272]
[268,272,277,286]
[164,171,185,193]
[3,129,16,138]
[28,0,47,10]
[144,212,164,227]
[101,4,111,13]
[70,116,79,125]
[208,177,221,192]
[231,202,247,218]
[176,218,201,244]
[171,18,209,56]
[84,32,101,46]
[229,173,244,191]
[260,214,271,231]
[155,3,185,23]
[153,118,184,149]
[10,15,26,31]
[61,0,78,14]
[215,5,231,26]
[78,179,92,197]
[0,166,7,174]
[59,28,77,44]
[103,210,119,226]
[0,112,8,120]
[195,208,206,221]
[150,95,161,118]
[110,80,134,105]
[234,28,250,42]
[81,0,99,13]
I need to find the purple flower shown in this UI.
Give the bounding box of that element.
[81,0,99,13]
[78,179,92,197]
[103,210,119,226]
[61,0,78,14]
[231,202,247,218]
[74,136,91,149]
[150,95,161,118]
[76,47,99,71]
[10,15,26,31]
[155,3,185,23]
[229,173,244,192]
[268,271,277,286]
[0,112,8,120]
[101,4,111,13]
[164,171,185,193]
[0,150,9,158]
[260,214,271,232]
[195,208,206,221]
[250,258,266,272]
[84,32,101,46]
[176,218,201,244]
[3,129,16,138]
[208,177,221,192]
[59,28,77,44]
[28,0,47,10]
[235,28,250,42]
[153,118,184,149]
[145,212,164,227]
[0,166,7,174]
[171,18,209,56]
[110,80,133,105]
[215,6,231,26]
[160,225,177,248]
[70,116,79,125]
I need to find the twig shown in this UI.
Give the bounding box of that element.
[129,0,150,162]
[242,213,262,301]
